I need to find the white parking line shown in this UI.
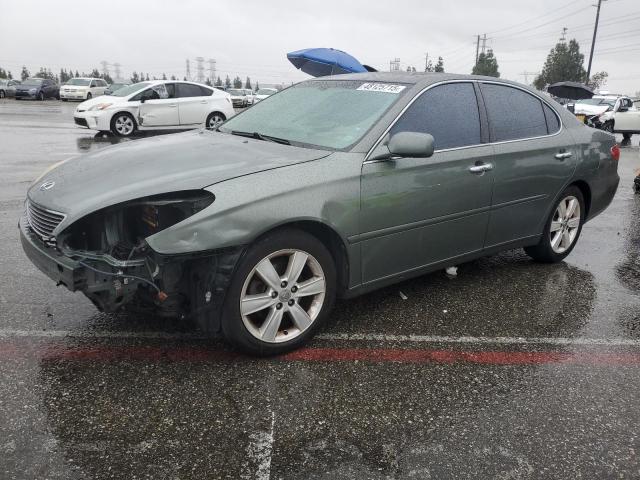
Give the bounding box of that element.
[1,328,640,347]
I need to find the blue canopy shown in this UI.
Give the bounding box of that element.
[287,48,370,77]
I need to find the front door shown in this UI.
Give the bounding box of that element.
[138,83,179,127]
[614,98,640,132]
[478,82,577,248]
[360,82,494,283]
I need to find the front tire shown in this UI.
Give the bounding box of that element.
[37,92,44,101]
[602,121,614,133]
[222,229,337,356]
[86,92,92,100]
[110,112,136,137]
[525,186,585,263]
[206,112,226,129]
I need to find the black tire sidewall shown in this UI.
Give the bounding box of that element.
[221,229,337,355]
[537,186,585,262]
[110,113,136,136]
[206,112,225,130]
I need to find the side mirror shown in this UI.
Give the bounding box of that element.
[388,132,435,158]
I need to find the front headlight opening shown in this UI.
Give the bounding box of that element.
[60,190,215,259]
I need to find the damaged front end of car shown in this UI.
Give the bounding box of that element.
[20,190,243,334]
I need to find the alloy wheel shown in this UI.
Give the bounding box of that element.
[208,114,224,129]
[550,195,581,254]
[240,249,326,343]
[114,115,134,136]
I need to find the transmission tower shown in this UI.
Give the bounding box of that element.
[389,58,400,72]
[208,58,216,84]
[560,27,568,42]
[195,57,205,84]
[113,62,122,80]
[100,60,109,78]
[186,59,191,81]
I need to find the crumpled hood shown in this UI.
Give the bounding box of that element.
[28,130,331,231]
[574,104,609,116]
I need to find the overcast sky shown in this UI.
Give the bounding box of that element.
[1,0,639,94]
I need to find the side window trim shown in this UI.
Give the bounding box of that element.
[472,82,490,144]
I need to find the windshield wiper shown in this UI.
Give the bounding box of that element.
[230,130,290,145]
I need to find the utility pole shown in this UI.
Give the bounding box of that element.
[185,59,191,81]
[424,53,429,72]
[560,27,568,42]
[100,60,109,78]
[586,0,605,83]
[475,35,481,65]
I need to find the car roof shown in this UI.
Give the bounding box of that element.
[146,79,213,89]
[320,71,527,87]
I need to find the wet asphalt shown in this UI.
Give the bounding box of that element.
[1,97,640,479]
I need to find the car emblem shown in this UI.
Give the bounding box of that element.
[40,180,55,191]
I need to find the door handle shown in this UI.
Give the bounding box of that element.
[469,163,493,174]
[554,152,572,160]
[200,100,207,104]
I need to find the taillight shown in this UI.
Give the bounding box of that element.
[611,144,620,161]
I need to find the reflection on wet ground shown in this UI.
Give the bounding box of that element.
[1,99,640,478]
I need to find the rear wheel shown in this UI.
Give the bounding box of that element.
[110,112,136,137]
[222,229,336,356]
[525,186,585,263]
[206,112,226,129]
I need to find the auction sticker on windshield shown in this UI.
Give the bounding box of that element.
[357,83,406,93]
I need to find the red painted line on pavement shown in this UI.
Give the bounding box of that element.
[2,341,640,366]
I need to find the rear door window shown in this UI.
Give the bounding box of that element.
[543,104,561,134]
[177,83,205,98]
[480,83,548,142]
[390,82,481,150]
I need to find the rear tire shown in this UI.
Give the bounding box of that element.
[222,228,337,356]
[525,186,585,263]
[62,98,68,102]
[206,112,226,129]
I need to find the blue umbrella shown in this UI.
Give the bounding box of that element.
[287,48,373,77]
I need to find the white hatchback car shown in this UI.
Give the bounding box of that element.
[61,78,108,101]
[73,81,235,136]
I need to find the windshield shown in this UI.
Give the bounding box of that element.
[113,82,151,97]
[577,97,616,107]
[67,78,91,86]
[257,89,276,95]
[228,89,244,95]
[22,78,43,86]
[220,80,407,150]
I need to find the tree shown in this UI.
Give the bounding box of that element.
[145,73,150,81]
[205,77,212,86]
[7,71,12,79]
[215,76,223,87]
[0,68,7,79]
[75,70,80,78]
[162,73,167,80]
[587,71,608,90]
[233,76,242,88]
[472,49,499,77]
[170,75,177,81]
[533,39,585,90]
[245,77,252,89]
[434,56,444,73]
[406,66,417,72]
[131,71,140,83]
[254,81,259,92]
[224,75,231,88]
[21,66,30,81]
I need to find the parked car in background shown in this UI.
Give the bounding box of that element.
[227,88,248,107]
[15,78,59,100]
[104,81,131,95]
[573,93,638,140]
[254,87,277,102]
[60,78,108,101]
[73,80,234,136]
[21,73,619,355]
[243,89,255,105]
[0,79,21,98]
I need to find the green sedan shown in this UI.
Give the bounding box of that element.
[20,72,620,355]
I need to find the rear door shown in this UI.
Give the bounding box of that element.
[138,83,179,127]
[479,82,577,248]
[614,98,640,132]
[177,83,212,125]
[360,82,494,283]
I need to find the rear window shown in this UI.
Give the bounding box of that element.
[178,83,209,98]
[481,83,548,142]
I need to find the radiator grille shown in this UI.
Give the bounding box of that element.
[26,201,65,240]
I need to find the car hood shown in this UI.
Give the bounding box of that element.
[63,85,90,90]
[28,130,332,230]
[16,84,41,90]
[77,95,129,110]
[574,104,609,115]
